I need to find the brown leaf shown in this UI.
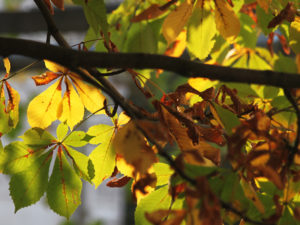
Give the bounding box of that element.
[267,2,296,28]
[131,4,166,22]
[106,176,132,188]
[145,209,186,225]
[132,173,157,202]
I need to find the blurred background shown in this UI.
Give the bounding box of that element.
[0,1,135,225]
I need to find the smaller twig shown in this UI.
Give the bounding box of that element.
[3,60,40,81]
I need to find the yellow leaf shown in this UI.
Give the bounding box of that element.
[70,76,106,114]
[59,78,84,130]
[117,111,131,126]
[113,121,157,176]
[162,0,193,45]
[27,79,62,128]
[44,60,67,74]
[3,58,10,75]
[214,0,240,42]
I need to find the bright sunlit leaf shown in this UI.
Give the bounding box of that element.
[27,79,62,129]
[162,0,193,45]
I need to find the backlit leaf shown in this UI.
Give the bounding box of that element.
[132,4,166,22]
[9,152,52,212]
[44,60,67,74]
[89,130,116,187]
[162,0,194,45]
[20,127,55,150]
[56,122,68,142]
[65,146,92,182]
[0,142,37,174]
[70,76,105,114]
[27,79,62,129]
[47,148,82,219]
[59,78,84,130]
[63,131,87,147]
[187,0,216,59]
[113,121,157,176]
[87,124,114,145]
[32,72,61,86]
[290,16,300,53]
[153,163,173,186]
[3,57,10,75]
[214,0,240,42]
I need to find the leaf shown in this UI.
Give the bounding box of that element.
[63,131,87,147]
[162,0,194,45]
[4,81,20,128]
[9,152,52,212]
[89,133,116,187]
[32,72,61,86]
[47,148,82,218]
[20,127,55,150]
[210,102,240,135]
[70,76,105,114]
[87,124,114,145]
[214,0,240,42]
[0,142,38,174]
[131,4,166,22]
[44,60,67,74]
[290,16,300,54]
[153,163,173,186]
[27,78,62,129]
[187,0,216,60]
[267,2,296,28]
[56,122,69,142]
[3,57,10,75]
[83,0,109,44]
[113,121,157,176]
[135,185,184,225]
[65,146,92,182]
[59,78,84,130]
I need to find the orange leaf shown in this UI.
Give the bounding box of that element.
[145,209,186,225]
[106,176,131,187]
[27,78,62,128]
[3,58,10,75]
[214,0,240,42]
[32,72,61,86]
[131,4,166,22]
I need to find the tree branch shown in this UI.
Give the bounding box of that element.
[0,37,299,88]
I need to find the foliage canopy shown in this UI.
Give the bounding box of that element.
[1,0,300,224]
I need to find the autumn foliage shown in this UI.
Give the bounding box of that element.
[1,0,300,224]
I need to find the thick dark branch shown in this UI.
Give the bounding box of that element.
[0,37,299,88]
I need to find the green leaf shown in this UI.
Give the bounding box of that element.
[87,124,114,144]
[83,0,109,44]
[90,139,116,188]
[153,162,173,186]
[20,128,55,150]
[56,122,68,142]
[274,53,297,73]
[256,5,274,35]
[9,152,52,212]
[124,21,159,54]
[63,131,87,147]
[0,141,38,174]
[212,103,240,134]
[278,207,298,225]
[65,146,92,182]
[236,14,256,49]
[187,2,216,60]
[135,185,184,225]
[47,149,82,219]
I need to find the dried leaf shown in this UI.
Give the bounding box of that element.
[131,4,166,22]
[32,72,61,86]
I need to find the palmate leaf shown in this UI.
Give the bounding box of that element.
[47,148,82,219]
[9,151,52,212]
[56,122,68,142]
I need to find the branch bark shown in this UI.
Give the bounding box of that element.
[0,37,299,88]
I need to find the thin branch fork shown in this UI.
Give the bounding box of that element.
[0,37,299,88]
